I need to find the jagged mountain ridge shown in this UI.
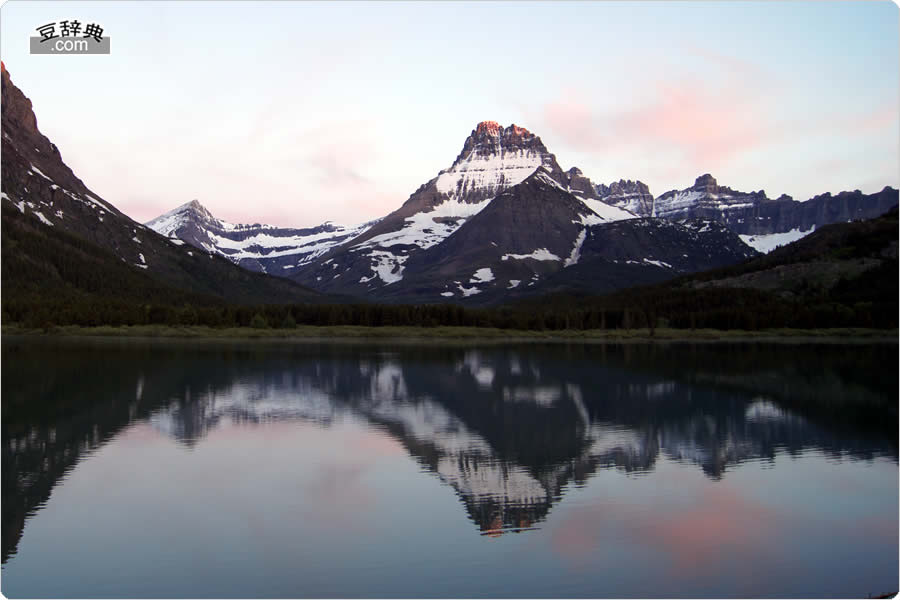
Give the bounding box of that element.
[597,179,655,216]
[594,173,898,250]
[651,174,898,238]
[145,199,378,275]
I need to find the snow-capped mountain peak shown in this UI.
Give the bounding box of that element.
[145,199,220,237]
[435,121,565,204]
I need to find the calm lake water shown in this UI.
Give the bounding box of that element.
[1,337,897,598]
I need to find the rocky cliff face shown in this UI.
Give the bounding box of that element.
[652,174,768,221]
[597,179,655,216]
[438,121,568,203]
[651,174,899,244]
[748,187,899,235]
[565,167,600,200]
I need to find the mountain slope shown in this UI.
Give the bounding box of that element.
[688,206,899,296]
[519,208,898,331]
[515,217,759,299]
[1,62,323,306]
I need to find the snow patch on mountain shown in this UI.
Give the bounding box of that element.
[457,284,482,297]
[29,164,53,181]
[577,198,636,224]
[502,248,561,262]
[740,226,815,253]
[436,150,543,199]
[360,250,407,285]
[564,230,587,267]
[533,169,567,191]
[33,211,53,226]
[643,258,672,269]
[356,198,490,251]
[469,268,495,283]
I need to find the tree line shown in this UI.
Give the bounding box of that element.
[4,280,896,331]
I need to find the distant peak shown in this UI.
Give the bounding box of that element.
[507,123,531,137]
[476,120,501,136]
[693,174,718,190]
[435,121,562,201]
[473,121,533,139]
[160,198,210,218]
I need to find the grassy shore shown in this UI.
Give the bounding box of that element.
[2,323,897,343]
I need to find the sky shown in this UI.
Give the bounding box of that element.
[1,1,897,227]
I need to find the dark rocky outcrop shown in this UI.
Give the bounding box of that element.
[596,179,655,216]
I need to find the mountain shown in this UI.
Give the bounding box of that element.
[288,122,593,293]
[284,122,755,303]
[149,115,896,306]
[0,62,323,310]
[596,173,897,253]
[145,199,376,275]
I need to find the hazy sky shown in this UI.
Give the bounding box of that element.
[1,1,897,227]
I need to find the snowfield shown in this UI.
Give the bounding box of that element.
[739,227,815,253]
[435,148,544,199]
[502,248,561,262]
[356,198,491,251]
[469,268,495,283]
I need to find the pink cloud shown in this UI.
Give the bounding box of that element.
[625,80,766,166]
[538,43,895,200]
[541,76,769,173]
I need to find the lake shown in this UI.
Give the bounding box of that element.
[1,336,897,598]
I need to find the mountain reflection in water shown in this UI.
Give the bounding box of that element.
[3,338,897,564]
